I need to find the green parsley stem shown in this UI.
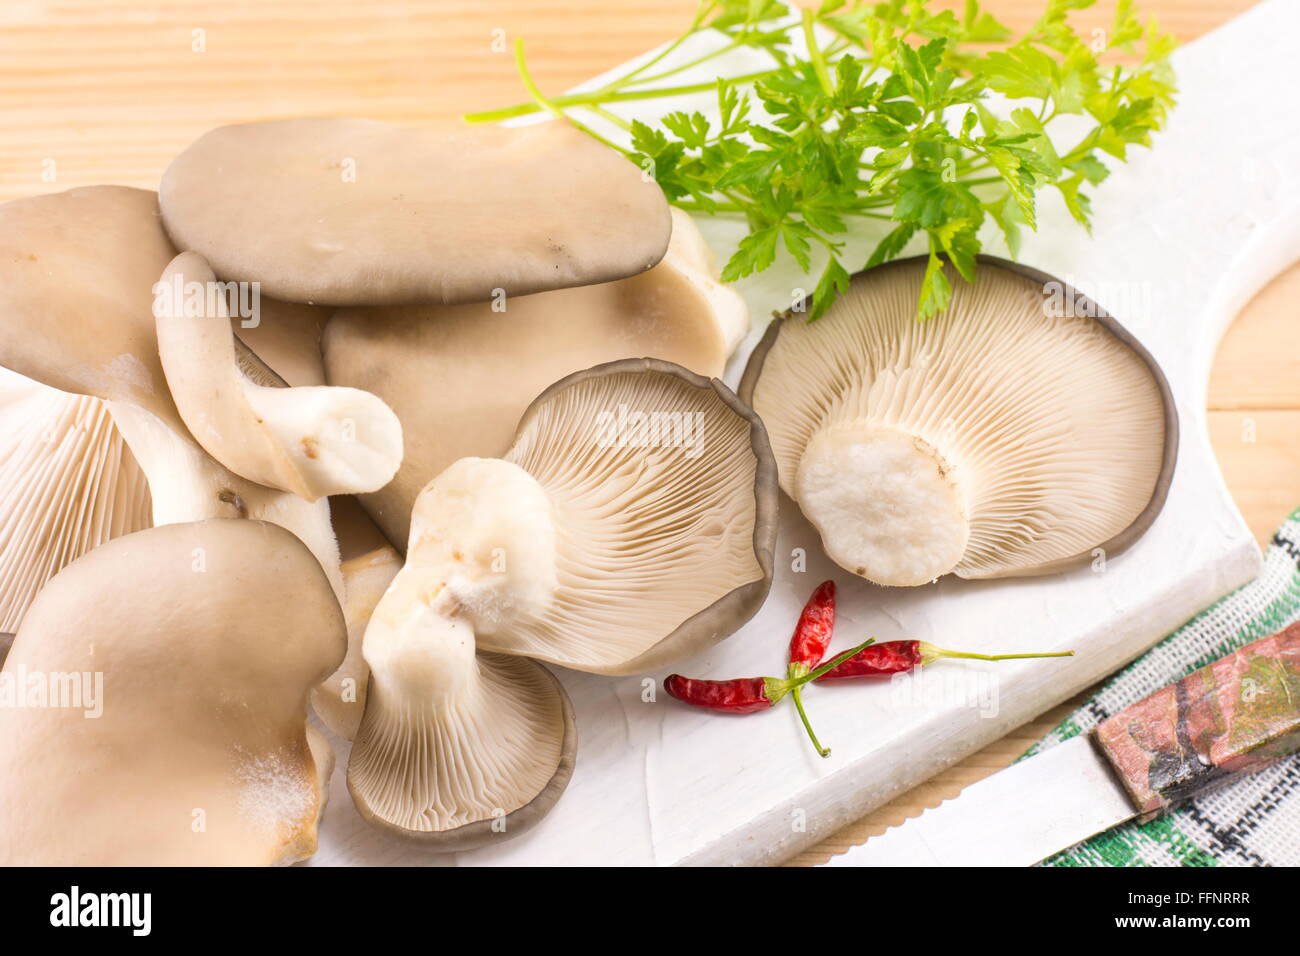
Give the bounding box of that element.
[801,10,836,98]
[587,103,634,133]
[605,0,716,89]
[463,69,780,125]
[511,38,629,153]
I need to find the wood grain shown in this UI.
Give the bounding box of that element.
[0,0,1289,867]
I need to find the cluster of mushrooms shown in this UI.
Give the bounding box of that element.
[0,116,1176,866]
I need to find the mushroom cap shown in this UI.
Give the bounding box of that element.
[348,652,575,849]
[740,256,1177,584]
[154,252,403,501]
[0,186,181,427]
[0,185,326,416]
[0,519,346,865]
[324,210,749,547]
[0,370,151,633]
[490,357,778,674]
[159,117,673,307]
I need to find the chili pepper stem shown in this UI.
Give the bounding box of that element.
[770,637,877,757]
[790,687,830,758]
[767,637,877,705]
[919,642,1075,667]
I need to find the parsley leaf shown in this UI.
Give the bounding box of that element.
[474,0,1177,321]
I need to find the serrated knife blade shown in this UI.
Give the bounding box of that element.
[824,736,1135,867]
[824,624,1300,867]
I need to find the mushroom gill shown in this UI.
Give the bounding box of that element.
[350,653,572,845]
[492,359,778,674]
[741,256,1176,585]
[0,371,151,633]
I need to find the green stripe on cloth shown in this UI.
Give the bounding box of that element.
[1025,506,1300,867]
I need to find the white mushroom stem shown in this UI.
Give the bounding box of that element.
[107,401,343,602]
[155,252,403,501]
[796,424,970,587]
[362,457,559,682]
[350,458,565,833]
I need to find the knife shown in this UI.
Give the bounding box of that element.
[825,622,1300,867]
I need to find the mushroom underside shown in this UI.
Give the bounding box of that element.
[742,257,1174,585]
[348,653,574,848]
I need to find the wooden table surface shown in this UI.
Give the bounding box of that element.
[2,0,1294,866]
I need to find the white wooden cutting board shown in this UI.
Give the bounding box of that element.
[313,0,1300,866]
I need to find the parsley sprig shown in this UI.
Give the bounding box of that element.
[467,0,1176,320]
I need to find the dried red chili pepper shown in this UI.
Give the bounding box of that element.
[814,640,1074,681]
[662,675,781,715]
[663,635,875,749]
[786,580,836,756]
[787,580,836,678]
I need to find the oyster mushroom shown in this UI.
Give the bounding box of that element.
[347,359,776,844]
[159,117,672,306]
[0,369,150,633]
[324,210,749,547]
[154,252,403,501]
[0,186,392,603]
[740,256,1177,586]
[349,454,575,848]
[0,519,345,865]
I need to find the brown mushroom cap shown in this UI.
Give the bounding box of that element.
[233,298,329,387]
[324,210,748,547]
[0,519,345,865]
[0,186,181,427]
[740,256,1177,584]
[159,117,673,307]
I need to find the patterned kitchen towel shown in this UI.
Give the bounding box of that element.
[1024,506,1300,867]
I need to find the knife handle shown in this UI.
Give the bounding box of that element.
[1094,621,1300,822]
